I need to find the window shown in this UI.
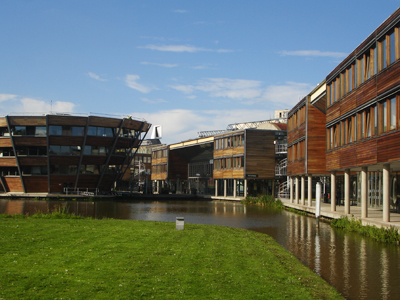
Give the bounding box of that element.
[390,97,396,130]
[390,31,396,64]
[381,101,387,133]
[348,117,353,143]
[379,36,387,71]
[366,108,371,138]
[373,104,379,136]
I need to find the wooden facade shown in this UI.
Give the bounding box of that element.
[325,7,400,172]
[213,129,284,180]
[0,114,150,193]
[287,82,327,177]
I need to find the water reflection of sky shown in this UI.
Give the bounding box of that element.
[2,199,400,300]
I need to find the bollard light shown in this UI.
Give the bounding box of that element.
[176,217,184,230]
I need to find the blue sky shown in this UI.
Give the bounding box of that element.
[1,1,399,144]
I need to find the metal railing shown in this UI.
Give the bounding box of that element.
[277,181,290,199]
[63,188,99,196]
[275,158,287,176]
[275,143,287,154]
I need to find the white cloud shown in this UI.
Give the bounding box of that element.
[280,50,348,59]
[138,44,233,53]
[261,82,313,106]
[125,74,156,93]
[141,62,178,68]
[170,78,313,107]
[0,94,18,102]
[20,98,76,113]
[87,72,107,82]
[0,94,76,114]
[170,78,263,100]
[141,98,167,104]
[173,9,188,13]
[137,108,275,144]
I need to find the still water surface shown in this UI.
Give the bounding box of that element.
[1,199,400,300]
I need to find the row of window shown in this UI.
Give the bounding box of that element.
[214,134,244,150]
[0,125,136,138]
[152,149,168,159]
[134,155,151,163]
[327,96,399,150]
[0,146,129,157]
[152,164,167,174]
[287,140,305,162]
[0,147,47,157]
[328,25,400,106]
[214,156,244,170]
[287,105,306,132]
[0,164,117,176]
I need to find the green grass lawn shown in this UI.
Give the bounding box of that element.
[0,216,342,299]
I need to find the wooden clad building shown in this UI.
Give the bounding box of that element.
[213,128,286,198]
[287,81,327,205]
[0,114,150,194]
[323,7,400,221]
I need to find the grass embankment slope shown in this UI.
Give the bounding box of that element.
[0,215,342,299]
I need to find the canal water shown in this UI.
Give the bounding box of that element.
[1,199,400,300]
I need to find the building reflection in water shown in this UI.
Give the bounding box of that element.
[1,199,400,299]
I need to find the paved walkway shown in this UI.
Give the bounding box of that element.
[280,198,400,230]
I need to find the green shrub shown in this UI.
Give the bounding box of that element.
[241,194,284,209]
[331,216,400,244]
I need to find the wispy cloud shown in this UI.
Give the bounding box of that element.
[170,78,314,107]
[141,98,167,104]
[125,74,157,93]
[279,50,348,59]
[0,94,18,102]
[87,72,107,82]
[138,44,233,53]
[173,9,188,13]
[170,78,263,100]
[141,62,178,68]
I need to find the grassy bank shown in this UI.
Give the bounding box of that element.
[241,195,285,209]
[0,214,342,299]
[331,216,400,244]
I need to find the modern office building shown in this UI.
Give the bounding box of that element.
[286,7,400,222]
[0,114,150,194]
[150,117,287,199]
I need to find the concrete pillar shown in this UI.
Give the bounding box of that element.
[224,179,227,197]
[367,172,371,207]
[361,167,368,218]
[215,180,218,197]
[290,177,294,203]
[344,169,350,214]
[331,172,336,212]
[301,176,305,205]
[244,179,248,197]
[379,172,382,206]
[383,164,390,222]
[307,175,312,207]
[295,177,299,204]
[233,179,237,198]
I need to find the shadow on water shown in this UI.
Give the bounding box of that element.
[1,199,400,300]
